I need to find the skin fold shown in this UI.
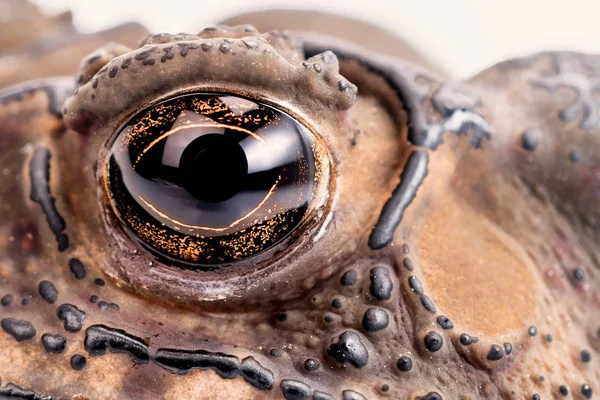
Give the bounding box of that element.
[0,2,599,399]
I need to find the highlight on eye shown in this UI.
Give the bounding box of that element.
[106,93,324,267]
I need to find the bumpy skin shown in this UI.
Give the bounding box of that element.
[0,3,599,400]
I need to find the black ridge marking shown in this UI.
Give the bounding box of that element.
[56,304,86,332]
[85,325,150,364]
[98,301,109,310]
[239,357,274,390]
[1,318,36,342]
[521,129,538,152]
[418,393,443,400]
[327,331,369,368]
[29,147,69,251]
[38,281,58,304]
[362,307,389,332]
[340,269,357,286]
[0,383,52,400]
[85,325,273,391]
[504,343,513,355]
[331,299,342,309]
[21,298,29,306]
[155,348,239,378]
[545,334,553,343]
[177,42,200,57]
[369,150,429,249]
[533,394,541,400]
[161,46,175,63]
[528,326,538,336]
[108,66,118,78]
[313,391,334,400]
[569,151,581,163]
[487,344,504,361]
[403,257,414,271]
[324,315,333,323]
[582,384,593,399]
[420,295,436,313]
[70,354,87,370]
[0,76,74,118]
[460,334,479,345]
[424,331,443,352]
[369,267,393,300]
[280,380,310,400]
[559,385,569,396]
[90,295,98,303]
[1,294,13,306]
[69,258,86,280]
[581,349,591,363]
[159,350,274,390]
[436,315,454,330]
[41,333,66,354]
[304,358,320,371]
[382,384,390,392]
[342,390,367,400]
[402,243,410,254]
[396,356,413,371]
[135,47,158,65]
[408,275,424,295]
[94,278,106,286]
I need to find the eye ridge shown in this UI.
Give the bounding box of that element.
[106,92,321,268]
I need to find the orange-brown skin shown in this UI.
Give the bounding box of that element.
[0,3,599,400]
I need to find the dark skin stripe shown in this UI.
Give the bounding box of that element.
[29,147,69,251]
[368,150,429,250]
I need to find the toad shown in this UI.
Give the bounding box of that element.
[0,3,598,399]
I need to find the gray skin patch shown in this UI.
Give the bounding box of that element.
[530,53,600,129]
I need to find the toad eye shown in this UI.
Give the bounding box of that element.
[106,93,324,267]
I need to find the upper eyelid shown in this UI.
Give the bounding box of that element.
[63,34,357,136]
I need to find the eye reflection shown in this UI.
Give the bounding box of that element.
[107,94,318,267]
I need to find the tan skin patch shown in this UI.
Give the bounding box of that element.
[417,189,538,336]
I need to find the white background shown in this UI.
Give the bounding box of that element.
[35,0,599,78]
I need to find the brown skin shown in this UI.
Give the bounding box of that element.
[0,3,599,400]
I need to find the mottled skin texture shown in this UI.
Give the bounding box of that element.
[0,2,599,400]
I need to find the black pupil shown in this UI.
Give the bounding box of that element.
[180,133,248,203]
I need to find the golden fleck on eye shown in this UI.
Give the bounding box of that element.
[106,93,325,267]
